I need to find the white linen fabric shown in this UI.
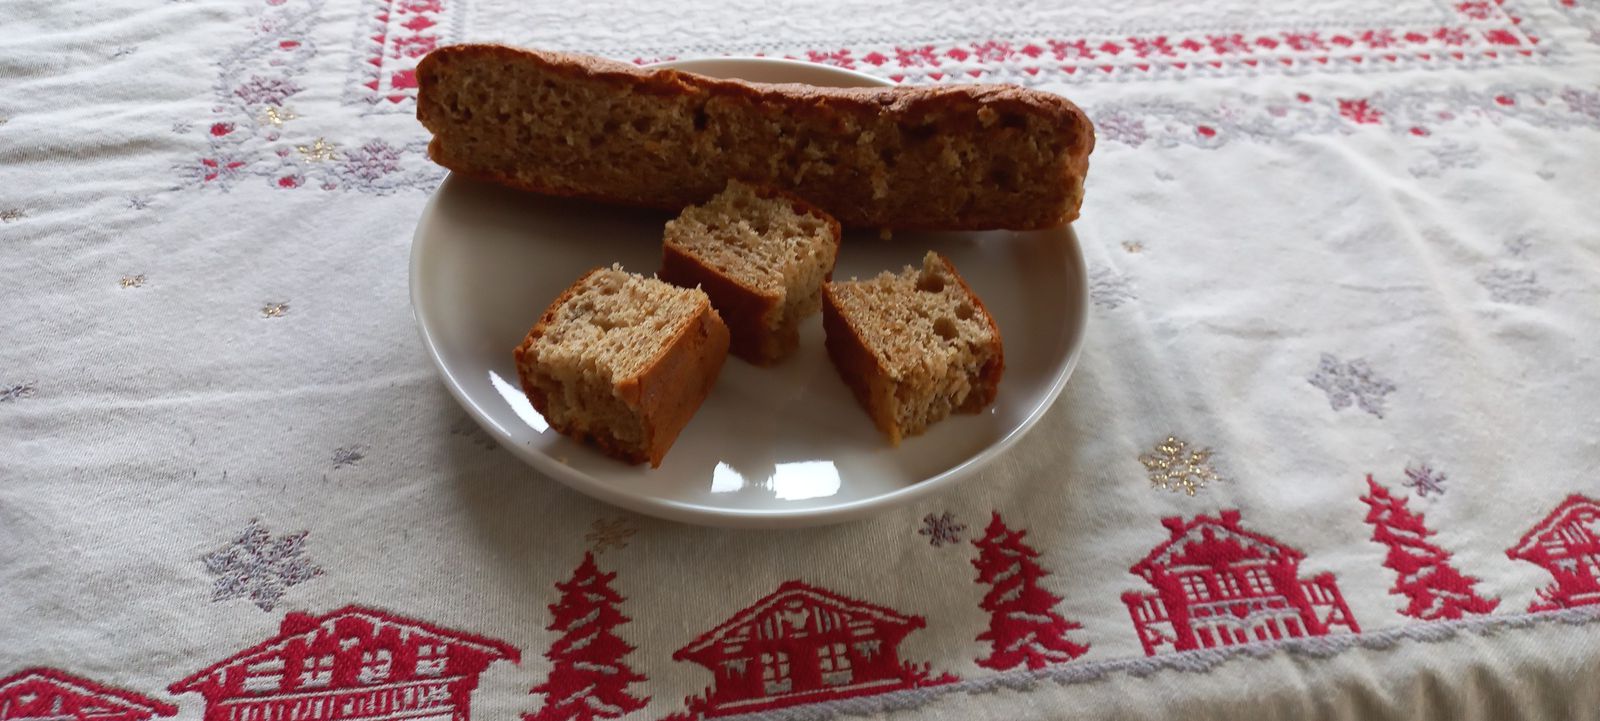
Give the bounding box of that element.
[2,0,1599,719]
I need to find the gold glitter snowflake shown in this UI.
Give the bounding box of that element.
[296,137,336,162]
[1139,435,1221,496]
[262,106,298,127]
[1122,241,1144,253]
[119,274,146,288]
[261,301,290,318]
[585,517,638,554]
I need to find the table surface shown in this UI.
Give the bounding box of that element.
[3,0,1600,719]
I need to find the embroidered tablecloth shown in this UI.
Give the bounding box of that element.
[4,0,1600,719]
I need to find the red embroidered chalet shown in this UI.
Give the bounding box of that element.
[1122,511,1359,656]
[673,581,939,717]
[170,606,519,721]
[0,668,176,721]
[1507,494,1600,610]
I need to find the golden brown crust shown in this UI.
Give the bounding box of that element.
[513,269,729,467]
[659,245,779,365]
[617,302,729,467]
[658,184,842,365]
[821,284,904,445]
[417,44,1094,231]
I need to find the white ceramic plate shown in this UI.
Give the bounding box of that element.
[410,57,1088,528]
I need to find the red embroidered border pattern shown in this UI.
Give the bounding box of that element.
[348,0,456,110]
[346,0,1551,110]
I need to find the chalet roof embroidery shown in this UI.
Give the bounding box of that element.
[0,668,177,721]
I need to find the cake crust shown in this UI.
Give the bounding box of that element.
[513,268,730,467]
[416,44,1094,231]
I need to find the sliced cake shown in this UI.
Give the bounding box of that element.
[659,180,841,365]
[822,252,1003,444]
[514,266,730,467]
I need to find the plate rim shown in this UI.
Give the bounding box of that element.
[409,56,1089,528]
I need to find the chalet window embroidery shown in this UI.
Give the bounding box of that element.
[1179,574,1212,602]
[241,659,284,693]
[358,649,393,684]
[299,654,335,688]
[760,651,793,694]
[415,644,447,677]
[818,643,853,686]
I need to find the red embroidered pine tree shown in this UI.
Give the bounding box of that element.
[1360,476,1499,620]
[524,553,649,721]
[971,512,1090,670]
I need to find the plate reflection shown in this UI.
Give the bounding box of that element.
[489,370,549,433]
[711,460,841,501]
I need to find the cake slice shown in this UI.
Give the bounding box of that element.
[659,180,841,365]
[514,266,730,467]
[822,252,1003,444]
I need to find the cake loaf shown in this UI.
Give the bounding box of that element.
[415,44,1095,230]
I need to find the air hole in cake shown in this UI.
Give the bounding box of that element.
[693,106,709,131]
[933,317,958,341]
[956,302,975,320]
[916,274,945,293]
[631,117,651,133]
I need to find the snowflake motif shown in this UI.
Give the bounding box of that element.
[338,140,402,182]
[1560,88,1600,120]
[171,122,192,134]
[1093,110,1149,147]
[1503,236,1534,257]
[127,196,153,210]
[0,208,24,222]
[918,512,967,547]
[1478,267,1549,305]
[234,76,301,106]
[1408,141,1481,178]
[1122,241,1144,254]
[1536,168,1557,181]
[296,138,337,163]
[201,519,322,611]
[119,274,146,288]
[111,45,137,58]
[1403,463,1448,497]
[261,106,298,127]
[1139,436,1222,496]
[1154,170,1176,182]
[1308,353,1397,418]
[332,446,365,469]
[585,518,638,554]
[261,301,289,318]
[1,382,36,403]
[1089,266,1136,309]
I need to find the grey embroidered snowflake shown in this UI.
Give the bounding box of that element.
[1092,110,1149,147]
[119,274,146,289]
[1408,141,1481,178]
[1308,353,1397,418]
[332,446,365,469]
[918,512,967,547]
[1503,236,1534,258]
[585,517,638,554]
[111,45,137,58]
[261,301,289,318]
[1478,267,1549,305]
[1089,266,1136,310]
[1403,463,1448,497]
[1154,170,1176,182]
[201,519,322,611]
[1139,436,1222,496]
[0,208,24,223]
[234,75,301,106]
[127,196,153,210]
[1561,88,1600,121]
[1122,241,1145,254]
[1,382,36,403]
[171,121,192,134]
[339,140,402,182]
